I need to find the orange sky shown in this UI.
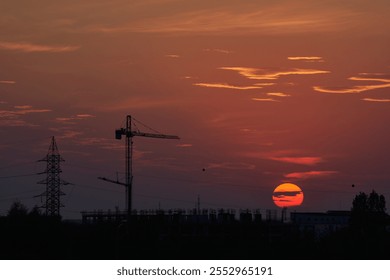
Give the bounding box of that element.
[1,0,389,218]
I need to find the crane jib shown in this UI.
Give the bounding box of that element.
[131,131,180,139]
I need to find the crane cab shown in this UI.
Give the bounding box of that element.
[115,129,124,140]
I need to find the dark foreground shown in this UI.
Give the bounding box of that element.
[1,215,390,260]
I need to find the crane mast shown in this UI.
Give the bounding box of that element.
[99,115,179,219]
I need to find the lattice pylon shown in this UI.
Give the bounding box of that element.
[37,136,69,217]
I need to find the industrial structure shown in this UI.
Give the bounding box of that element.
[98,115,179,218]
[36,136,70,217]
[81,208,262,225]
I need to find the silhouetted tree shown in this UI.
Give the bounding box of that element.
[352,190,386,214]
[351,190,387,234]
[7,201,28,218]
[28,205,42,217]
[352,192,368,213]
[368,190,386,212]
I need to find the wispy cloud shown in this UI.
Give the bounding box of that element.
[75,137,123,150]
[0,119,35,127]
[284,171,338,179]
[288,56,324,62]
[76,114,95,118]
[0,41,80,53]
[55,114,95,124]
[86,4,359,35]
[176,143,193,148]
[165,54,180,58]
[203,48,233,54]
[14,105,32,109]
[57,130,83,139]
[314,75,390,94]
[207,162,255,170]
[0,80,16,84]
[273,190,303,197]
[255,83,275,86]
[220,67,330,80]
[55,117,75,122]
[314,84,390,94]
[195,67,328,94]
[362,98,390,103]
[252,98,279,102]
[244,151,325,166]
[269,156,323,165]
[266,92,290,97]
[0,104,50,126]
[182,76,197,80]
[97,97,180,111]
[0,108,51,117]
[350,76,390,83]
[194,83,263,90]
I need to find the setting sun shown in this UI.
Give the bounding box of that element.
[272,183,304,208]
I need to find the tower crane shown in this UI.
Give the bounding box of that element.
[98,115,179,219]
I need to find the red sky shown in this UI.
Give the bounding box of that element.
[1,0,389,218]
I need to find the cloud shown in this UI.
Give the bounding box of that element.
[194,67,328,94]
[273,191,303,198]
[252,98,279,102]
[288,56,324,62]
[165,54,180,58]
[55,114,95,124]
[57,130,83,139]
[85,4,360,35]
[76,114,95,118]
[266,92,291,97]
[0,41,80,53]
[194,83,263,90]
[97,97,180,111]
[362,98,390,103]
[284,171,338,179]
[220,67,330,80]
[176,143,193,148]
[314,75,390,94]
[75,137,123,150]
[269,156,323,165]
[203,48,233,54]
[207,162,256,170]
[255,83,275,86]
[14,105,33,109]
[0,80,16,84]
[55,117,75,122]
[0,104,51,126]
[0,108,51,117]
[314,84,390,94]
[350,76,390,83]
[0,119,36,127]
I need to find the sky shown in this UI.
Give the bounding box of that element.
[1,0,389,219]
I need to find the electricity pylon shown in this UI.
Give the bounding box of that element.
[36,136,70,217]
[98,115,179,218]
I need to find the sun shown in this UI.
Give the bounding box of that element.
[272,183,304,208]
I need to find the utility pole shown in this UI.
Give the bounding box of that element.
[99,115,179,219]
[36,136,70,217]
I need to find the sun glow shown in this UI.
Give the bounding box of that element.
[272,183,304,208]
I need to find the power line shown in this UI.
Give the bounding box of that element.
[0,190,41,203]
[0,173,39,179]
[0,161,37,171]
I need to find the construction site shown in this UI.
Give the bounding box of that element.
[22,114,283,225]
[1,114,389,260]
